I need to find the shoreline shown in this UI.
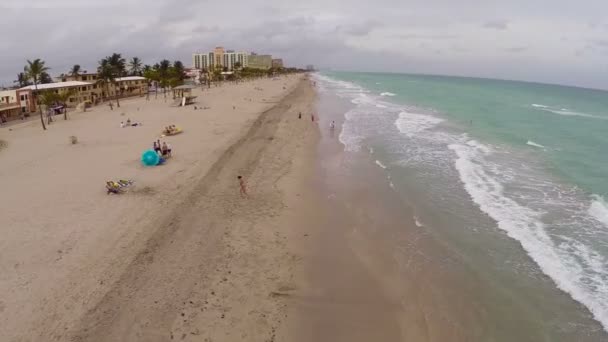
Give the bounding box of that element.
[306,72,608,341]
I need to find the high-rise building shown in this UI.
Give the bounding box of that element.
[213,47,225,68]
[236,53,248,68]
[248,54,273,70]
[272,59,284,68]
[193,49,249,70]
[192,53,212,70]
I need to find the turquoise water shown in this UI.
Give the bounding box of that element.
[329,72,608,196]
[316,71,608,335]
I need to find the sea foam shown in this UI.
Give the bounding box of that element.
[589,195,608,227]
[531,104,606,120]
[375,160,388,169]
[449,138,608,333]
[395,111,444,137]
[527,140,546,149]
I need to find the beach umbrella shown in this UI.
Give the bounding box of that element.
[141,149,160,166]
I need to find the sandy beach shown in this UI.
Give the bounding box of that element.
[0,75,322,341]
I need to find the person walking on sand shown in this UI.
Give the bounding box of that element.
[298,112,302,119]
[311,113,315,122]
[238,176,249,198]
[330,120,335,130]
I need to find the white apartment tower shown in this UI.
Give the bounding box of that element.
[192,50,249,70]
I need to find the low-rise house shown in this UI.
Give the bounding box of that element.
[0,89,21,122]
[16,81,93,113]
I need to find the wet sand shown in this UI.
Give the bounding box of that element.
[281,82,607,342]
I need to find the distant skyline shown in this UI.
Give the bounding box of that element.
[1,0,608,89]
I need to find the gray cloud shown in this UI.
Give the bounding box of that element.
[483,20,509,30]
[1,0,608,89]
[393,33,458,40]
[504,46,528,53]
[591,39,608,48]
[336,20,382,36]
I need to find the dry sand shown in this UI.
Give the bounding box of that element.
[0,75,319,341]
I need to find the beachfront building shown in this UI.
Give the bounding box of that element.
[0,89,21,122]
[236,52,249,68]
[272,59,284,69]
[59,72,98,83]
[0,89,17,105]
[248,54,273,70]
[223,50,249,70]
[105,76,148,99]
[193,53,211,70]
[16,81,93,114]
[214,46,225,67]
[14,76,147,113]
[192,48,249,71]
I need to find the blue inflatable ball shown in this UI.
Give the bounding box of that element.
[142,149,160,166]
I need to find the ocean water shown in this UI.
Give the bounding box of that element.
[315,71,608,336]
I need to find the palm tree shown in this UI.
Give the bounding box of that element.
[14,72,32,87]
[70,64,81,78]
[39,72,53,84]
[158,59,171,94]
[108,53,126,77]
[56,89,76,120]
[103,53,126,107]
[129,57,143,76]
[173,60,185,81]
[97,58,115,109]
[69,64,85,111]
[143,67,159,100]
[24,58,50,130]
[38,90,59,125]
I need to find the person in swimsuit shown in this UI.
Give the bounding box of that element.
[238,176,249,198]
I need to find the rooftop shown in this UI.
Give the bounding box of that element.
[18,81,93,91]
[115,76,146,82]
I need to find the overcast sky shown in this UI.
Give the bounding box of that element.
[1,0,608,89]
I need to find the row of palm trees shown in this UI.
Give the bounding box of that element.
[142,60,186,99]
[19,54,304,130]
[20,55,185,130]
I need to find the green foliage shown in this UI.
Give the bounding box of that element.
[38,90,59,108]
[173,60,185,81]
[108,53,127,77]
[40,72,53,84]
[24,59,50,85]
[24,58,50,129]
[129,57,143,76]
[14,72,32,87]
[70,64,81,77]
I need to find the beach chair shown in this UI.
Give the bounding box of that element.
[165,127,183,136]
[106,180,134,194]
